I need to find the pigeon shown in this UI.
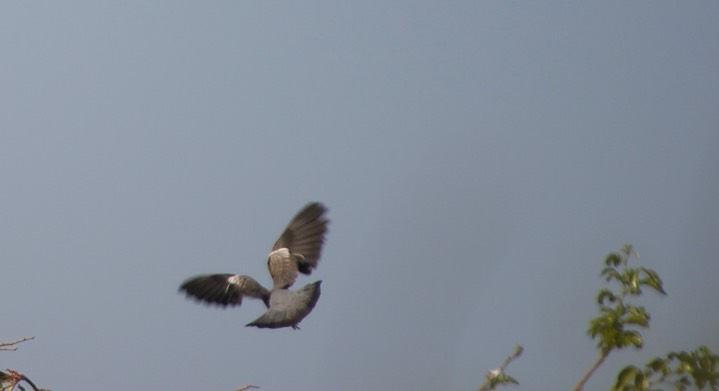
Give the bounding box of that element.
[179,202,329,329]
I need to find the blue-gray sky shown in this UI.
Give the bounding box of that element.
[2,2,718,390]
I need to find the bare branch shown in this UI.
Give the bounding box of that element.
[572,349,610,391]
[234,385,259,391]
[477,344,523,391]
[0,337,35,352]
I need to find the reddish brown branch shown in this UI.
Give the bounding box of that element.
[4,369,48,391]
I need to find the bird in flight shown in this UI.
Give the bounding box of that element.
[179,202,329,329]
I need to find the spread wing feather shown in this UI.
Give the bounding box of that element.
[180,274,270,307]
[271,202,328,278]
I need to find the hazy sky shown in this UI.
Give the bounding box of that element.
[2,2,718,390]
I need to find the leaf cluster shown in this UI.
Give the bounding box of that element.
[587,245,667,353]
[613,346,719,391]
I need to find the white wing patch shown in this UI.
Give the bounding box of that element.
[228,275,243,285]
[268,247,298,289]
[269,247,291,259]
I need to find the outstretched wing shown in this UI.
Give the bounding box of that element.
[246,281,321,329]
[269,202,328,288]
[180,274,270,307]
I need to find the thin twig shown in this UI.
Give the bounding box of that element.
[19,373,42,391]
[572,349,610,391]
[0,337,35,352]
[477,345,524,391]
[234,385,259,391]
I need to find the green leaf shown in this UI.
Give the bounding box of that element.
[672,351,693,365]
[615,366,641,390]
[618,330,644,349]
[677,376,691,385]
[587,317,604,338]
[634,371,649,390]
[623,306,650,328]
[598,289,618,305]
[689,346,719,390]
[606,253,623,267]
[496,374,519,385]
[621,244,636,259]
[602,267,622,282]
[625,269,642,295]
[647,357,669,376]
[640,268,667,295]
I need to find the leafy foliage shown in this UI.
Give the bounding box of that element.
[483,244,718,391]
[587,244,667,353]
[613,346,719,391]
[576,244,719,391]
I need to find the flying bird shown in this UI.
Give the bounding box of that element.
[179,202,329,329]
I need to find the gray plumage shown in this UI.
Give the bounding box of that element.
[245,281,321,329]
[179,202,328,329]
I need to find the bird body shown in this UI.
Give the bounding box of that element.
[179,202,329,329]
[246,281,321,329]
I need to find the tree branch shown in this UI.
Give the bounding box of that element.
[3,369,48,391]
[477,344,523,391]
[572,349,610,391]
[0,337,35,351]
[234,385,259,391]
